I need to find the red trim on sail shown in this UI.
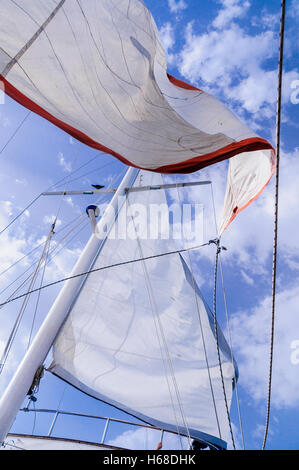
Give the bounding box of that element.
[0,75,134,166]
[1,75,274,176]
[156,138,274,174]
[167,73,202,91]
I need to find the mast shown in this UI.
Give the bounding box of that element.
[0,166,139,444]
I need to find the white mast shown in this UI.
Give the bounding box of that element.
[0,166,139,444]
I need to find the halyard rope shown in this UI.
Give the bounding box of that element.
[262,0,286,451]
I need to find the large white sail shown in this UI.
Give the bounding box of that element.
[0,0,275,234]
[49,170,237,449]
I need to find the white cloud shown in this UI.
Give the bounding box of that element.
[15,178,28,186]
[227,68,299,118]
[179,23,275,87]
[0,201,27,274]
[45,242,82,281]
[212,0,250,29]
[177,8,298,121]
[227,69,277,115]
[230,282,299,408]
[168,0,187,14]
[58,152,72,173]
[221,148,299,275]
[0,110,10,128]
[289,0,299,21]
[251,11,280,30]
[160,22,175,52]
[159,22,176,65]
[240,270,254,286]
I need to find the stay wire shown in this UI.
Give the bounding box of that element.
[26,229,52,350]
[262,0,286,451]
[212,240,236,450]
[0,193,42,237]
[0,167,124,386]
[127,189,191,448]
[0,167,124,301]
[0,224,55,375]
[0,151,114,238]
[0,111,31,156]
[218,255,245,449]
[0,164,125,377]
[173,176,222,444]
[0,241,212,310]
[210,183,245,449]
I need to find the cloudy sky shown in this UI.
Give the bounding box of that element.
[0,0,298,451]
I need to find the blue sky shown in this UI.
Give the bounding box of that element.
[0,0,299,450]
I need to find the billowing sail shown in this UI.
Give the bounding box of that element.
[0,0,274,232]
[49,170,238,449]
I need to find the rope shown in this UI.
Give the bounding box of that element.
[0,167,125,304]
[262,0,286,451]
[212,239,236,450]
[0,224,55,374]
[0,111,31,156]
[210,183,245,449]
[218,253,245,449]
[0,152,116,238]
[0,193,42,237]
[0,242,212,309]
[173,176,223,443]
[0,164,123,284]
[26,230,52,350]
[127,189,191,448]
[185,252,223,442]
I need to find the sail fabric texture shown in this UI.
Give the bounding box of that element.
[0,0,274,232]
[50,170,237,448]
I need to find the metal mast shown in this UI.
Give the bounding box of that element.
[0,167,139,444]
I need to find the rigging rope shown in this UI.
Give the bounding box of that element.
[173,176,223,444]
[0,172,116,283]
[0,223,55,375]
[262,0,286,451]
[210,183,245,449]
[218,253,245,449]
[0,111,31,156]
[127,189,191,448]
[185,252,223,443]
[0,241,213,310]
[211,239,236,450]
[0,151,116,238]
[0,167,125,376]
[26,229,52,350]
[0,167,125,302]
[0,193,42,237]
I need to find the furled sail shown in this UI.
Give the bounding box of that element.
[0,0,275,233]
[49,170,238,449]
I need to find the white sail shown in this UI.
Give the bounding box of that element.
[0,0,275,234]
[49,171,237,449]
